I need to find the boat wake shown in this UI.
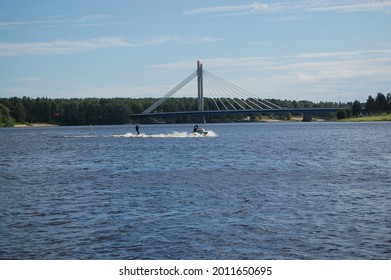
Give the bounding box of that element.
[60,131,217,139]
[114,130,218,138]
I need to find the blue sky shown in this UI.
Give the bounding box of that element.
[1,0,391,102]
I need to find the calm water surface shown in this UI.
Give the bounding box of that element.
[0,122,390,259]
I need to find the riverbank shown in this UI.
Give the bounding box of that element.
[257,116,326,122]
[13,123,58,128]
[8,115,390,128]
[338,114,391,122]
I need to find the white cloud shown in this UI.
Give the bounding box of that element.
[150,56,276,71]
[0,14,117,30]
[0,19,65,29]
[184,1,391,16]
[70,14,126,27]
[184,1,283,16]
[76,14,116,23]
[305,0,391,13]
[0,77,41,83]
[0,84,178,99]
[296,49,391,59]
[0,21,28,29]
[151,49,391,74]
[148,49,391,101]
[131,35,221,46]
[3,50,389,101]
[0,35,221,57]
[0,37,133,56]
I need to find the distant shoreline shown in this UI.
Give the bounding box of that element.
[9,115,390,128]
[337,114,391,122]
[13,123,58,128]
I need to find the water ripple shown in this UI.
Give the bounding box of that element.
[1,123,390,259]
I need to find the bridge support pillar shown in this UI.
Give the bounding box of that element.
[302,112,313,122]
[197,61,205,123]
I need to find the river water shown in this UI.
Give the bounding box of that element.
[0,122,390,259]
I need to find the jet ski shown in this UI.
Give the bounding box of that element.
[195,127,208,135]
[192,125,208,136]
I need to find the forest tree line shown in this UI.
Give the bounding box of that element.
[1,92,390,127]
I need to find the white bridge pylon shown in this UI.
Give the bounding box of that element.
[142,61,281,114]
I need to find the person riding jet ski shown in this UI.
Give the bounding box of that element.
[193,124,208,135]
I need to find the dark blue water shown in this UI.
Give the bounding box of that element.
[1,122,390,259]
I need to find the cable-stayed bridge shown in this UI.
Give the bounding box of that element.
[131,61,340,122]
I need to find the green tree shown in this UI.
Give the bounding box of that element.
[352,100,361,116]
[337,109,351,119]
[0,103,15,127]
[365,95,377,113]
[375,92,387,111]
[14,102,27,123]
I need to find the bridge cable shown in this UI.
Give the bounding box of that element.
[203,79,221,110]
[203,77,230,110]
[204,71,266,109]
[204,71,273,109]
[204,70,281,109]
[207,76,248,110]
[204,71,259,110]
[205,77,240,110]
[204,71,262,110]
